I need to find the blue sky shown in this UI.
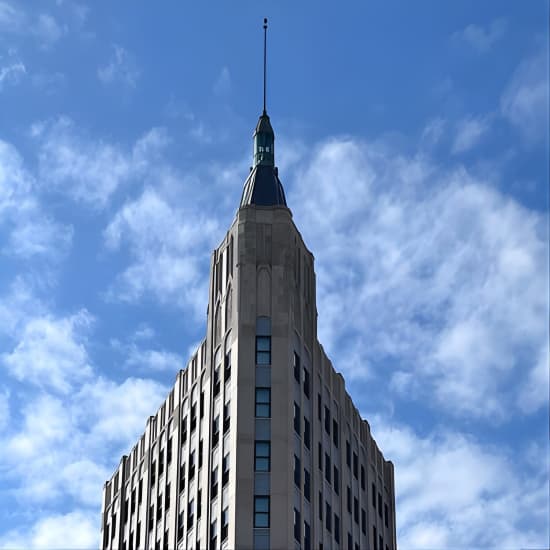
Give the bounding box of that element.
[0,1,548,547]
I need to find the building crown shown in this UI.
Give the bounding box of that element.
[239,19,287,209]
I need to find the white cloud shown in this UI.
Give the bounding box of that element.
[0,139,72,260]
[289,138,547,420]
[517,346,549,414]
[0,2,64,47]
[125,346,182,372]
[452,19,507,52]
[451,115,490,153]
[104,186,220,314]
[0,61,25,90]
[98,44,140,87]
[213,66,231,95]
[0,390,9,431]
[0,510,98,549]
[2,310,93,394]
[371,418,549,548]
[34,118,168,208]
[501,47,549,144]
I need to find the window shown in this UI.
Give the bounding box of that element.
[293,402,301,434]
[326,503,332,532]
[303,368,310,398]
[348,533,353,550]
[159,449,164,476]
[138,479,143,504]
[224,351,231,381]
[256,336,271,365]
[255,441,270,472]
[324,406,331,434]
[222,453,230,486]
[346,441,351,467]
[318,442,323,471]
[378,493,383,518]
[163,530,168,550]
[211,466,219,498]
[334,514,340,544]
[293,352,300,382]
[213,368,221,397]
[361,508,366,535]
[379,535,384,550]
[255,388,271,417]
[293,508,301,541]
[332,420,338,447]
[353,452,358,479]
[198,487,202,519]
[148,505,154,531]
[317,394,322,421]
[223,401,230,433]
[372,483,376,508]
[181,415,188,443]
[318,491,323,521]
[179,463,186,492]
[385,503,389,527]
[354,497,359,524]
[210,519,217,550]
[254,496,269,528]
[304,417,311,449]
[151,460,156,485]
[304,468,311,501]
[294,455,301,487]
[167,437,173,464]
[187,498,194,528]
[189,450,196,480]
[373,526,378,550]
[347,486,352,513]
[361,465,365,490]
[190,404,197,432]
[156,494,162,520]
[136,521,141,547]
[131,488,136,515]
[200,390,205,417]
[199,439,203,468]
[124,498,128,523]
[177,511,184,540]
[325,453,331,483]
[212,415,220,447]
[333,466,339,495]
[222,507,229,540]
[304,521,311,550]
[165,483,170,509]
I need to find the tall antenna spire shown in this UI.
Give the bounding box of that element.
[263,17,268,114]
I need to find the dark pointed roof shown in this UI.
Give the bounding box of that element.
[240,164,287,207]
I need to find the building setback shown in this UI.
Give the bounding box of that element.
[100,105,397,550]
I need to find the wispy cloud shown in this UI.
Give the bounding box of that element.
[289,137,547,420]
[0,139,73,260]
[104,185,219,314]
[2,310,93,394]
[501,46,549,144]
[451,115,490,153]
[371,416,548,548]
[0,60,25,90]
[33,118,168,208]
[0,2,65,48]
[213,66,231,95]
[0,510,98,548]
[452,19,507,52]
[97,44,140,87]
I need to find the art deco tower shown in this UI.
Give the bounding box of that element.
[100,21,397,550]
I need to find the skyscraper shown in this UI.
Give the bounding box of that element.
[100,25,397,550]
